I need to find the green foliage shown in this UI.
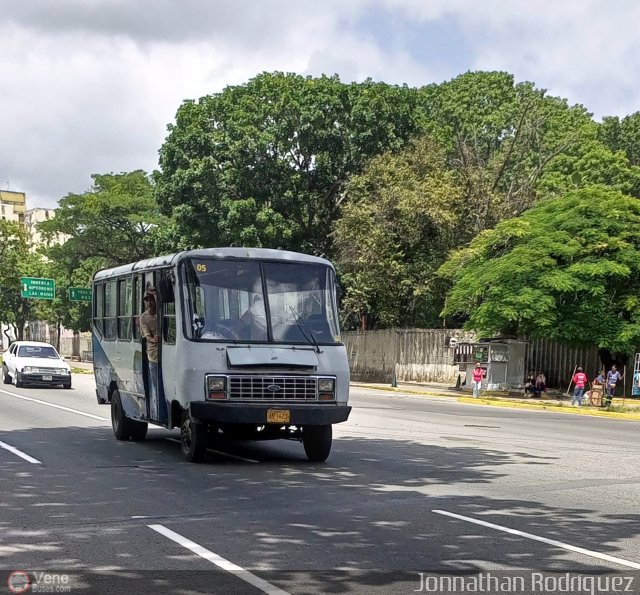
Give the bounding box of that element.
[440,187,640,352]
[154,72,423,255]
[420,72,596,231]
[0,221,45,340]
[39,171,166,333]
[599,112,640,166]
[334,136,464,328]
[40,171,166,267]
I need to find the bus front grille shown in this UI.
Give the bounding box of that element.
[228,376,317,401]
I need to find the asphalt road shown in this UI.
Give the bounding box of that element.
[1,375,640,594]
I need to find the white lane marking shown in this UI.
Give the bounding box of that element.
[0,388,108,421]
[164,437,259,463]
[0,439,42,464]
[149,524,290,595]
[433,509,640,570]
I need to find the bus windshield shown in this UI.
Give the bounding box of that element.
[184,259,341,345]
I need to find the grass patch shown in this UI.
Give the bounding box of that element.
[71,366,93,375]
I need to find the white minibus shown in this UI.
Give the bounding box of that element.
[92,248,351,462]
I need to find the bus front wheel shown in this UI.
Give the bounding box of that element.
[302,424,332,462]
[180,412,207,463]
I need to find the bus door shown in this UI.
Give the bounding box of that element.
[158,269,176,424]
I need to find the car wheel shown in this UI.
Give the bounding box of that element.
[2,365,11,385]
[129,420,148,442]
[63,382,72,389]
[14,372,24,388]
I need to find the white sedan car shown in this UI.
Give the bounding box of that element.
[2,341,72,389]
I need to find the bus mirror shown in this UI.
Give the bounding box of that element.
[158,278,175,303]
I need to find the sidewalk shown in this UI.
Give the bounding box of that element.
[351,380,640,420]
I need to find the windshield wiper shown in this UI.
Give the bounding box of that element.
[288,305,322,354]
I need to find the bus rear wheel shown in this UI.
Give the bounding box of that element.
[111,390,134,440]
[180,411,207,463]
[302,424,332,462]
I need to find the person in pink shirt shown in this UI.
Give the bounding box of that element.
[471,362,484,397]
[571,366,588,406]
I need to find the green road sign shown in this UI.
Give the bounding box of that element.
[68,287,92,302]
[21,277,55,300]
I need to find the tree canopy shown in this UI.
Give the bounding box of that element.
[40,170,165,268]
[334,136,464,329]
[154,72,423,255]
[439,187,640,353]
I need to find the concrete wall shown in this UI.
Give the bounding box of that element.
[344,328,475,383]
[344,328,604,388]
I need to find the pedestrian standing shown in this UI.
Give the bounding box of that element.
[571,366,588,406]
[605,365,623,406]
[140,290,159,420]
[534,372,546,397]
[472,362,484,398]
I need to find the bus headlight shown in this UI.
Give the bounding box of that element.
[318,377,335,401]
[206,375,227,400]
[318,378,335,392]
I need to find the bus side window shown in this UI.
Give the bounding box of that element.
[117,278,132,340]
[164,300,176,344]
[132,275,142,341]
[93,283,104,336]
[104,280,117,340]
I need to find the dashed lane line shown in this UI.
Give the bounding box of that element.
[149,524,291,595]
[0,439,42,464]
[0,388,108,421]
[432,509,640,570]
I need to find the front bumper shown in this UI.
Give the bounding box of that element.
[190,402,351,425]
[19,373,70,385]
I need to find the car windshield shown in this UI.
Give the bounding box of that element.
[17,345,60,359]
[184,259,340,344]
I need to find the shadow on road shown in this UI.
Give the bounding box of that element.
[0,425,638,594]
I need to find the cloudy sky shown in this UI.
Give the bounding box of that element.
[1,0,639,209]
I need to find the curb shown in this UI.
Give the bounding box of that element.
[350,383,452,398]
[457,397,640,420]
[351,383,640,420]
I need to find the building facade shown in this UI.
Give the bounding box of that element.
[24,207,58,248]
[0,190,26,224]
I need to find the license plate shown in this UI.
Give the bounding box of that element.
[267,409,290,424]
[42,375,52,381]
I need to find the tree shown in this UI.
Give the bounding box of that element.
[439,187,640,354]
[419,71,595,233]
[0,221,45,341]
[154,72,423,256]
[40,171,166,268]
[334,136,464,329]
[599,112,640,167]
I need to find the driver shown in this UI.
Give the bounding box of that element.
[241,293,268,340]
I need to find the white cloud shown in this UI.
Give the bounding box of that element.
[0,0,638,209]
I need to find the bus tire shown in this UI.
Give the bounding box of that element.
[129,421,148,442]
[302,424,332,462]
[2,365,11,384]
[111,390,133,441]
[181,412,207,463]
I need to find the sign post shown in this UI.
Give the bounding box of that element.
[20,277,55,300]
[68,287,92,302]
